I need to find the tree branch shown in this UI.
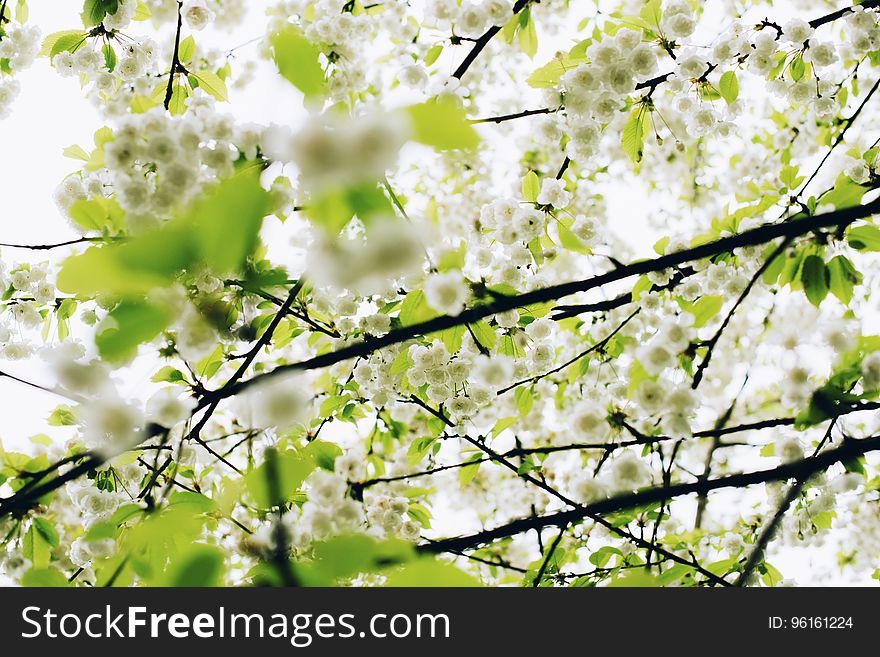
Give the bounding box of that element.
[452,0,531,79]
[209,197,880,405]
[419,434,880,557]
[163,2,184,111]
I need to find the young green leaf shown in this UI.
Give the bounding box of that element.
[192,70,228,102]
[522,170,540,202]
[269,26,326,98]
[517,9,538,58]
[405,99,480,150]
[847,223,880,251]
[95,300,173,362]
[40,30,87,58]
[718,71,739,105]
[621,107,648,164]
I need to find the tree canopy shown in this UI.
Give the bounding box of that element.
[1,0,880,587]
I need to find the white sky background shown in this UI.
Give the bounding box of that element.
[0,0,873,585]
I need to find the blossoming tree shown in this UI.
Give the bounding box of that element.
[1,0,880,587]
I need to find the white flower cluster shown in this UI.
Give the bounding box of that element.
[426,0,513,36]
[559,27,660,161]
[264,111,410,190]
[862,352,880,390]
[0,260,56,360]
[364,491,422,542]
[0,18,39,118]
[306,217,424,296]
[477,198,546,284]
[569,450,653,504]
[408,341,475,411]
[236,373,311,431]
[147,0,245,30]
[56,99,252,231]
[298,470,365,540]
[351,345,404,409]
[424,271,470,315]
[272,0,420,102]
[52,36,158,102]
[0,21,39,71]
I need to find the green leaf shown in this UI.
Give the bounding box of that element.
[166,84,189,116]
[801,254,829,306]
[56,225,193,296]
[526,53,586,88]
[306,182,392,233]
[382,558,481,587]
[639,0,662,26]
[468,321,496,350]
[33,518,60,548]
[178,35,196,63]
[68,197,125,233]
[22,523,52,568]
[56,170,269,295]
[47,406,77,426]
[458,453,482,486]
[133,1,150,20]
[719,70,738,104]
[192,70,228,102]
[424,44,443,65]
[305,440,342,471]
[821,174,868,210]
[41,30,87,58]
[607,570,660,587]
[589,545,621,567]
[389,349,413,376]
[189,167,270,273]
[166,491,216,513]
[163,544,225,587]
[151,366,189,384]
[522,170,540,202]
[399,289,439,326]
[516,8,538,58]
[827,255,861,303]
[789,55,805,82]
[269,26,325,98]
[22,568,69,588]
[492,416,518,437]
[63,144,91,161]
[556,220,591,254]
[440,325,465,354]
[436,243,465,272]
[301,535,414,585]
[95,300,173,362]
[621,107,648,164]
[515,386,534,416]
[847,224,880,251]
[687,295,723,328]
[405,99,480,150]
[780,164,804,191]
[408,436,437,466]
[82,0,118,27]
[102,43,116,72]
[500,12,519,43]
[246,450,316,509]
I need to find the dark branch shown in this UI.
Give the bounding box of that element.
[419,434,880,556]
[208,197,880,405]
